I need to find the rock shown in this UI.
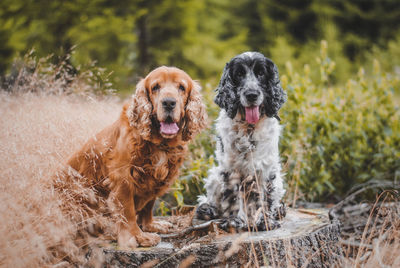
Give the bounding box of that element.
[103,208,342,267]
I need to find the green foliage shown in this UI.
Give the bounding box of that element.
[156,201,170,216]
[160,41,399,210]
[2,0,400,91]
[280,41,400,201]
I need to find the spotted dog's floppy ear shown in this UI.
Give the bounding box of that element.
[182,81,208,141]
[214,63,239,119]
[263,59,287,118]
[127,79,153,140]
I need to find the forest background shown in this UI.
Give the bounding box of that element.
[1,0,399,211]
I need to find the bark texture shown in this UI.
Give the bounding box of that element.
[103,208,342,267]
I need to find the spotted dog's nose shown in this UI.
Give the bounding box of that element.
[162,97,176,111]
[244,91,260,102]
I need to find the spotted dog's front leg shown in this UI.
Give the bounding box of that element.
[218,172,248,232]
[274,201,286,220]
[196,166,225,221]
[219,216,248,231]
[220,172,242,218]
[253,173,286,231]
[196,203,219,221]
[254,210,281,231]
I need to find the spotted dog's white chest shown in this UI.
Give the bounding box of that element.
[216,112,281,175]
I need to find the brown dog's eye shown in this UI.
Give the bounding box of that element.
[152,84,160,92]
[179,84,185,92]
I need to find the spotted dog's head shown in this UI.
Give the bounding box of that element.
[215,52,286,124]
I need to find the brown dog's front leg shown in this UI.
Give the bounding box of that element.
[139,199,173,234]
[113,182,160,248]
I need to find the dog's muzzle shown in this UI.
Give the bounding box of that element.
[162,97,176,112]
[160,97,179,136]
[241,90,263,124]
[244,90,260,103]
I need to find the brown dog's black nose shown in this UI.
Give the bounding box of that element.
[162,97,176,111]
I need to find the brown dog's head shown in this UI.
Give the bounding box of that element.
[128,66,207,142]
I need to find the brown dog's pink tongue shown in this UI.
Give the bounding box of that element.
[160,122,179,135]
[245,106,260,124]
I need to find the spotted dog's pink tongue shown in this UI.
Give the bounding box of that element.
[160,122,179,135]
[245,106,260,124]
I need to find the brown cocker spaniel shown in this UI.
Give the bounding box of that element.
[65,66,207,248]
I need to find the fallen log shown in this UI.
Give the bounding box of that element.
[103,208,342,267]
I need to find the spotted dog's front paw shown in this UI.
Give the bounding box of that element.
[254,214,280,231]
[196,203,219,220]
[219,216,248,232]
[274,202,287,220]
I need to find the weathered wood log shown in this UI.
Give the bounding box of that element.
[103,208,342,267]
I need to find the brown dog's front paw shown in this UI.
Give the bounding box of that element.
[118,229,138,249]
[142,220,173,234]
[136,232,161,247]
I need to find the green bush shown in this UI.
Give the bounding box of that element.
[280,41,399,202]
[162,41,400,210]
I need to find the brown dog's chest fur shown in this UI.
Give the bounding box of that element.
[130,142,187,210]
[67,108,187,212]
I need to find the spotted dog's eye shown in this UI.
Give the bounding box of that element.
[179,84,185,92]
[254,64,266,78]
[235,66,246,78]
[151,83,160,92]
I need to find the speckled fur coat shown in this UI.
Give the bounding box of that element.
[197,52,286,231]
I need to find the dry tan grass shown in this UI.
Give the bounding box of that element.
[340,197,400,267]
[0,91,122,267]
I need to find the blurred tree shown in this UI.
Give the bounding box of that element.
[233,0,268,52]
[66,0,138,86]
[133,0,194,76]
[0,0,81,61]
[0,29,13,74]
[261,0,320,45]
[1,0,400,88]
[330,0,400,60]
[0,0,139,85]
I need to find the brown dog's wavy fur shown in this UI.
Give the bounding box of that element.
[60,66,207,248]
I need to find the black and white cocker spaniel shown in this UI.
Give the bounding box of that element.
[197,52,287,231]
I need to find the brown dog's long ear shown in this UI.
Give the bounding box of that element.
[127,79,153,140]
[182,81,208,141]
